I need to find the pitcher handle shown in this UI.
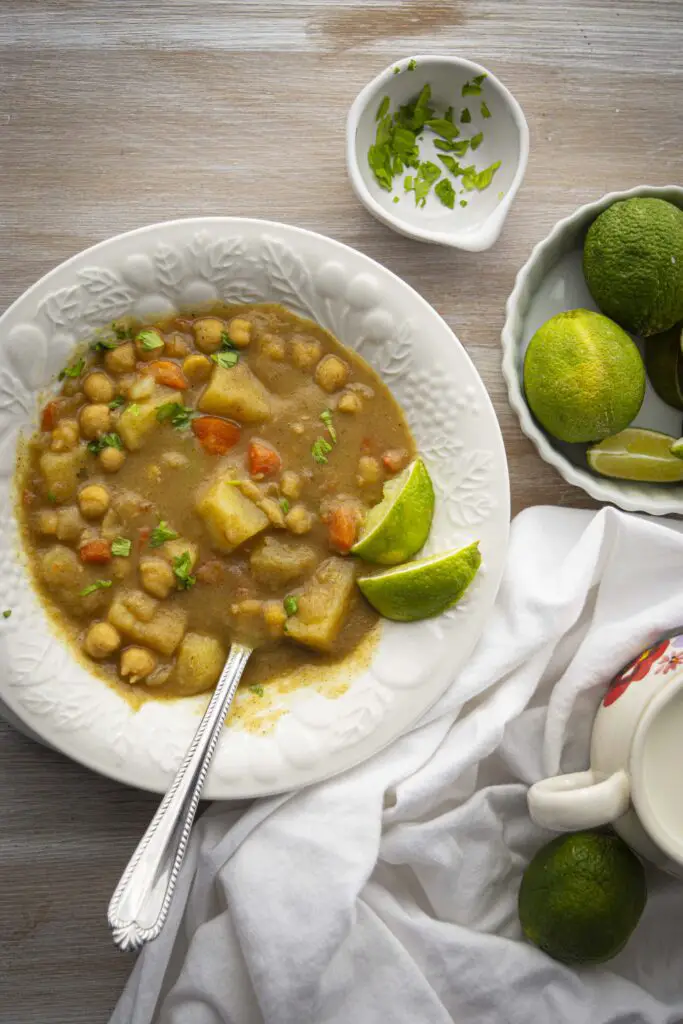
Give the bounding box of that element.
[528,770,631,832]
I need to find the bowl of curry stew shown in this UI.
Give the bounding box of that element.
[0,218,509,797]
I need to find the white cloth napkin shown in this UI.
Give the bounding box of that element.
[111,506,683,1024]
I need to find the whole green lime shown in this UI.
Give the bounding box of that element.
[523,309,645,443]
[518,831,647,965]
[583,197,683,337]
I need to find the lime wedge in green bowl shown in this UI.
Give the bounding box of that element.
[358,541,480,622]
[587,428,683,483]
[352,457,434,565]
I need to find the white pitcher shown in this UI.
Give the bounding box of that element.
[528,634,683,876]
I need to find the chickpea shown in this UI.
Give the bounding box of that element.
[161,451,190,469]
[36,508,58,535]
[120,646,157,683]
[315,355,350,394]
[227,317,252,349]
[50,419,80,452]
[259,497,286,528]
[134,328,165,362]
[164,333,190,359]
[280,470,302,501]
[182,353,212,384]
[78,484,111,519]
[337,391,362,414]
[193,317,225,354]
[357,455,381,486]
[104,342,136,375]
[290,335,322,370]
[83,618,120,659]
[83,371,115,404]
[260,334,286,361]
[230,598,263,617]
[285,505,314,535]
[79,403,111,440]
[139,557,175,599]
[263,600,287,637]
[238,480,263,503]
[84,622,121,659]
[99,446,126,473]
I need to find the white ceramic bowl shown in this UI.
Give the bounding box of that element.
[502,184,683,516]
[0,218,510,797]
[346,55,529,251]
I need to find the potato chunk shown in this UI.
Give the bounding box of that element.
[250,537,317,589]
[285,557,356,652]
[162,539,198,569]
[198,363,270,423]
[39,447,87,504]
[139,557,175,599]
[40,544,84,593]
[108,589,187,655]
[174,633,225,696]
[117,388,175,451]
[196,476,269,553]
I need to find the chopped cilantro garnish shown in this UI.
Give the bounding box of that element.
[312,437,333,465]
[481,100,491,119]
[392,66,400,75]
[80,579,112,597]
[460,199,468,207]
[376,96,390,121]
[407,58,417,71]
[283,595,299,616]
[435,178,456,209]
[211,350,239,369]
[392,196,400,203]
[137,329,164,351]
[451,139,471,158]
[220,331,239,351]
[90,338,119,352]
[111,537,132,557]
[498,191,505,200]
[47,491,57,504]
[279,497,290,515]
[127,403,140,416]
[462,78,483,97]
[320,409,337,443]
[87,432,123,455]
[156,402,195,429]
[109,395,125,409]
[425,118,460,141]
[58,357,85,381]
[470,132,484,151]
[113,322,133,340]
[472,73,487,86]
[444,106,454,123]
[149,521,178,548]
[249,684,264,696]
[438,154,462,177]
[173,551,196,590]
[405,160,442,207]
[2,610,11,619]
[461,160,501,191]
[460,107,471,123]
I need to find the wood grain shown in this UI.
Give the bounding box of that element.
[0,1,682,1018]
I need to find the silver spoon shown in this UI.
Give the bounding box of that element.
[107,641,252,952]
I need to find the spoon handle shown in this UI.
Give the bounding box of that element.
[107,642,252,952]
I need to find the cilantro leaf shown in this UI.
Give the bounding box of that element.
[87,432,123,455]
[211,350,240,369]
[173,551,196,590]
[90,337,119,352]
[481,100,491,119]
[425,118,460,141]
[2,610,12,619]
[376,95,390,121]
[149,521,178,548]
[435,178,456,209]
[136,329,164,351]
[407,58,417,71]
[438,155,462,177]
[470,132,484,151]
[462,75,485,96]
[112,322,134,340]
[451,139,471,157]
[472,73,487,86]
[283,596,299,616]
[109,395,125,409]
[461,160,502,192]
[279,497,290,515]
[320,409,337,443]
[111,537,132,557]
[312,437,333,465]
[156,402,195,429]
[58,357,85,381]
[460,107,472,123]
[250,684,264,696]
[80,579,112,597]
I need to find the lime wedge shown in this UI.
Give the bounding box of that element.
[351,457,434,565]
[587,428,683,482]
[358,541,481,621]
[645,323,683,411]
[671,438,683,460]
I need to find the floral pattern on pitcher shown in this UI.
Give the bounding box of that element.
[603,638,671,707]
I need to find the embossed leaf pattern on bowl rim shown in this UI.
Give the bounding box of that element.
[0,218,509,798]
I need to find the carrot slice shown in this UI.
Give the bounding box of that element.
[138,526,151,545]
[192,416,241,455]
[327,505,360,553]
[248,440,281,477]
[79,539,112,564]
[382,448,409,473]
[41,400,61,432]
[144,360,188,390]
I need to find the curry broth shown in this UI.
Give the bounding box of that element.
[18,303,415,703]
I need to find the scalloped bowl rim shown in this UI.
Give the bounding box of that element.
[0,216,510,797]
[501,184,683,515]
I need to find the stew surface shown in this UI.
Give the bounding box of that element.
[18,304,415,700]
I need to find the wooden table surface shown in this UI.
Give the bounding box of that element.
[1,1,681,1019]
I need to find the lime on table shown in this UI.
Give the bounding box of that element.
[518,831,646,964]
[523,309,645,443]
[352,457,434,565]
[587,428,683,482]
[357,541,480,621]
[645,322,683,410]
[583,197,683,337]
